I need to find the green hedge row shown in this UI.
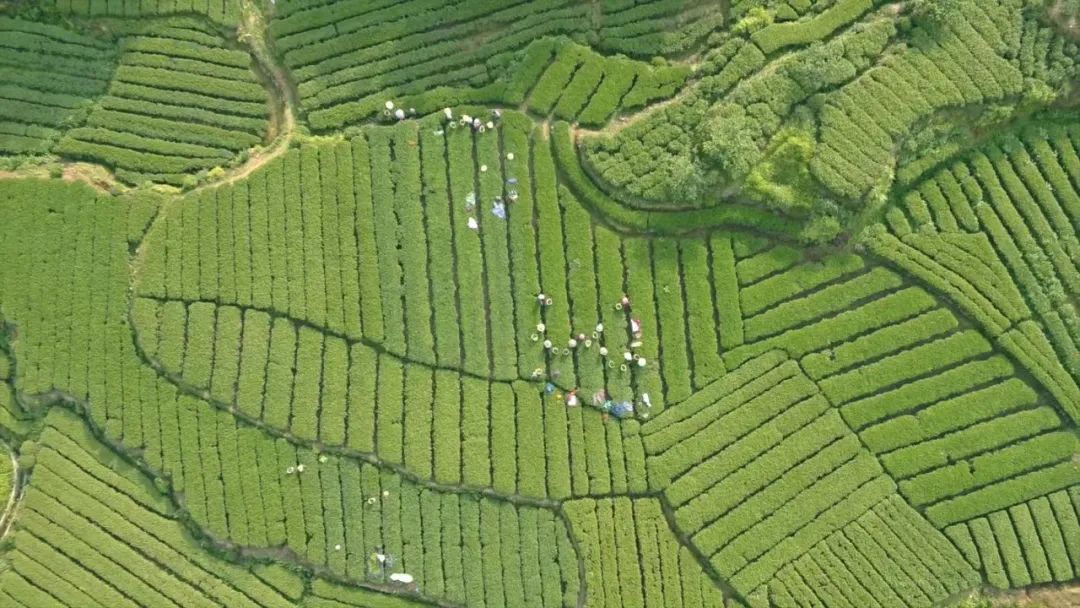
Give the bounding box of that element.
[820,329,990,405]
[881,406,1062,480]
[576,60,636,126]
[553,55,604,121]
[89,104,259,161]
[115,64,265,103]
[122,50,252,83]
[740,253,863,316]
[121,35,249,68]
[991,510,1031,586]
[475,125,517,379]
[502,115,545,377]
[642,351,789,451]
[565,497,724,608]
[263,317,296,431]
[653,239,692,402]
[40,0,240,25]
[802,309,957,380]
[109,81,266,119]
[63,126,233,160]
[859,377,1037,454]
[726,286,937,369]
[737,247,821,287]
[417,121,463,368]
[926,461,1080,527]
[367,130,407,353]
[744,267,902,342]
[751,0,872,54]
[999,322,1080,424]
[623,237,665,406]
[444,125,490,376]
[1049,491,1080,576]
[899,431,1078,507]
[529,44,585,116]
[671,404,844,531]
[392,123,437,366]
[649,371,818,493]
[681,239,725,387]
[726,474,894,594]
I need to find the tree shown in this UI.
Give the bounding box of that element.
[665,156,708,204]
[799,214,842,245]
[698,104,762,179]
[742,129,818,215]
[910,0,964,34]
[732,7,775,35]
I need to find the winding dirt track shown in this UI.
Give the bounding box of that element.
[0,444,20,540]
[212,0,298,190]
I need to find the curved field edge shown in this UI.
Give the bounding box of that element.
[0,327,585,608]
[0,400,435,608]
[551,121,801,238]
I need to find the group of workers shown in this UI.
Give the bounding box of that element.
[387,103,655,420]
[368,549,415,588]
[533,292,653,420]
[442,107,518,230]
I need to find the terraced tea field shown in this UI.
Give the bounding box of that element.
[0,0,1077,607]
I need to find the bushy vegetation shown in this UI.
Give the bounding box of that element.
[581,0,1078,243]
[0,1,1077,607]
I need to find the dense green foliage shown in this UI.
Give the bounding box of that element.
[0,1,1077,607]
[582,0,1079,242]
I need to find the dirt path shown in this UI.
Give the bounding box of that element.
[965,585,1080,607]
[0,443,20,540]
[217,0,298,189]
[574,68,700,140]
[0,163,119,194]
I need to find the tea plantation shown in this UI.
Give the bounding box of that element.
[0,0,1077,607]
